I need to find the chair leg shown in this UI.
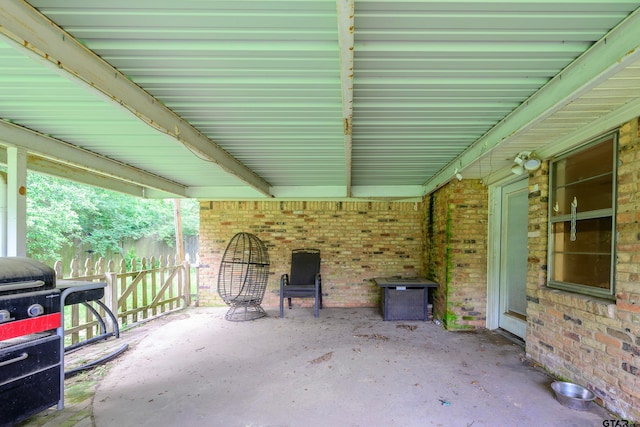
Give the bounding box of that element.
[279,289,284,318]
[314,287,319,318]
[288,298,292,309]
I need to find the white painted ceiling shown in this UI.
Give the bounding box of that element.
[0,0,639,200]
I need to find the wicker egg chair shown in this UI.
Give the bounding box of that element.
[217,232,270,321]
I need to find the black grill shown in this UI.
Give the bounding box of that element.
[0,257,62,427]
[0,257,56,296]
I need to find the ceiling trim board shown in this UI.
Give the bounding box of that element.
[535,94,640,160]
[422,6,640,195]
[25,156,146,198]
[0,119,187,197]
[0,150,146,197]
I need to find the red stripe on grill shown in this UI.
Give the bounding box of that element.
[0,313,61,341]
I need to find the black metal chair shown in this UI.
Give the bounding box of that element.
[280,249,322,318]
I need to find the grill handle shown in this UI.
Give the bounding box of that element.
[0,352,28,367]
[0,280,45,292]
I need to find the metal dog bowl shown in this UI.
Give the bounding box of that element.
[551,381,595,411]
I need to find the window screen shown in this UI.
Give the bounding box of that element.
[548,134,617,298]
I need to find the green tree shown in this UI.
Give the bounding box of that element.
[25,172,199,261]
[26,174,82,260]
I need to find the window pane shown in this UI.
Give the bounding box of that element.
[550,252,611,289]
[553,173,612,216]
[553,138,613,187]
[551,218,612,289]
[551,218,612,253]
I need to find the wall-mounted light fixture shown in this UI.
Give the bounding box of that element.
[511,162,525,175]
[454,168,463,181]
[511,151,541,175]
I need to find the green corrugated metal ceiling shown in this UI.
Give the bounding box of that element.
[0,0,639,199]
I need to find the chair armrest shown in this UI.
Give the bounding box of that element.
[280,273,290,287]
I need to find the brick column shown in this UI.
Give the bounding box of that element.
[424,179,488,330]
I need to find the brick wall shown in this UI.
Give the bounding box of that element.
[424,179,488,330]
[198,200,424,310]
[526,118,640,422]
[195,117,640,421]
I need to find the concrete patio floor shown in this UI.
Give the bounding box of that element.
[21,306,615,426]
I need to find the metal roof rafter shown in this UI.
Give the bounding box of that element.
[0,0,272,197]
[337,0,355,197]
[0,119,187,196]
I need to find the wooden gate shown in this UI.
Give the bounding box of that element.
[54,255,194,345]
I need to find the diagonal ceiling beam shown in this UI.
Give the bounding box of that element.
[19,155,147,198]
[0,0,272,197]
[0,119,187,197]
[336,0,355,198]
[422,5,640,195]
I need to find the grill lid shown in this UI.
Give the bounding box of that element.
[0,257,56,295]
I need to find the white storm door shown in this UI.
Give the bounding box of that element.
[498,179,529,339]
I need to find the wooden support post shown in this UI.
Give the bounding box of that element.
[182,260,191,307]
[104,271,119,333]
[173,199,184,262]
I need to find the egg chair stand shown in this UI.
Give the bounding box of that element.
[217,232,270,322]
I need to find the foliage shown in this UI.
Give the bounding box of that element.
[123,246,138,271]
[26,176,82,260]
[26,172,199,260]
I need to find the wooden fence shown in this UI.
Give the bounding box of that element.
[54,254,194,346]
